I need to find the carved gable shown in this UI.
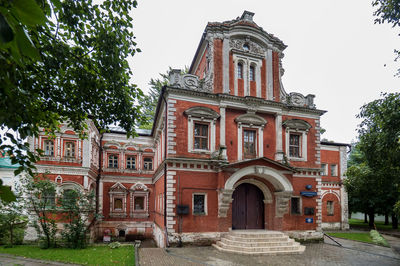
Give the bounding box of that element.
[184,106,220,120]
[282,119,312,131]
[234,113,267,126]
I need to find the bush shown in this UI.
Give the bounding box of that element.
[370,230,389,247]
[1,227,25,245]
[108,241,121,249]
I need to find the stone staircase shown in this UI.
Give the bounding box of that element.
[213,230,305,255]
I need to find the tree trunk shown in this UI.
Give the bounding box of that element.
[368,211,375,228]
[392,214,398,229]
[364,213,368,223]
[385,213,389,225]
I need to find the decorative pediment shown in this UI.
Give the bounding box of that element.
[130,182,148,191]
[184,106,220,120]
[109,182,128,194]
[282,119,312,131]
[282,92,316,109]
[229,37,265,57]
[234,113,267,126]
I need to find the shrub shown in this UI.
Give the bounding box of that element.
[370,230,389,247]
[108,241,121,249]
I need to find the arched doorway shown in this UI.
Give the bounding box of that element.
[232,183,264,230]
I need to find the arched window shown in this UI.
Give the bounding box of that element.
[237,63,243,79]
[249,65,255,81]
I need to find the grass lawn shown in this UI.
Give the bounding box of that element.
[349,218,398,231]
[0,245,134,265]
[327,232,374,244]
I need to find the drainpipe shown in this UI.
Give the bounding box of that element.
[95,133,103,222]
[161,86,169,247]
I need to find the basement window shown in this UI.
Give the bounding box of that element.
[193,193,207,215]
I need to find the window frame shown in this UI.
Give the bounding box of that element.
[126,155,136,170]
[237,62,243,79]
[249,65,255,81]
[143,157,153,171]
[327,200,334,216]
[187,116,216,154]
[192,193,207,216]
[44,140,55,157]
[64,141,76,158]
[193,122,209,151]
[290,197,301,215]
[330,164,338,176]
[108,154,119,168]
[321,163,328,176]
[285,130,308,161]
[289,133,301,158]
[243,129,257,159]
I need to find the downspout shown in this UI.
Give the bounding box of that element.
[96,133,103,219]
[161,86,169,247]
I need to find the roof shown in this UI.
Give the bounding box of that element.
[108,126,151,136]
[320,141,351,147]
[0,157,20,169]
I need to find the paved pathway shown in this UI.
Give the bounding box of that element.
[139,236,400,266]
[0,254,78,266]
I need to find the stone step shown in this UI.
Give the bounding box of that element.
[215,241,301,253]
[221,237,297,247]
[213,243,306,255]
[229,230,285,238]
[225,234,290,242]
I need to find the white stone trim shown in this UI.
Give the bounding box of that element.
[285,129,308,162]
[187,117,216,154]
[222,38,230,93]
[192,192,208,215]
[266,49,273,100]
[275,113,283,161]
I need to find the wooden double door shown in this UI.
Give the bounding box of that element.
[232,183,265,230]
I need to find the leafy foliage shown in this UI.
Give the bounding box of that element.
[22,174,58,248]
[0,0,145,201]
[140,67,188,129]
[372,0,400,75]
[59,189,96,249]
[345,93,400,227]
[0,200,27,246]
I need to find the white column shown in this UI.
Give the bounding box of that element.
[244,60,248,96]
[187,116,193,152]
[256,63,262,98]
[267,49,273,100]
[237,123,242,161]
[222,38,230,94]
[275,113,283,161]
[258,127,263,157]
[211,119,216,153]
[220,105,226,146]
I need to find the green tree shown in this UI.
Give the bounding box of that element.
[22,174,58,248]
[345,93,400,228]
[140,67,188,129]
[0,0,145,202]
[0,201,27,246]
[59,189,96,249]
[373,0,400,75]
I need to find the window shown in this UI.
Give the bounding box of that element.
[62,189,77,205]
[243,130,256,158]
[289,134,301,158]
[65,141,75,157]
[143,158,153,171]
[291,197,301,215]
[44,140,54,156]
[193,194,206,215]
[108,155,118,168]
[42,189,55,207]
[114,198,123,210]
[321,164,327,176]
[194,123,208,150]
[134,196,144,210]
[249,65,255,81]
[327,201,334,216]
[237,63,243,79]
[330,164,337,176]
[126,156,136,169]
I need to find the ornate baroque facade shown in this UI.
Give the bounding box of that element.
[29,11,349,247]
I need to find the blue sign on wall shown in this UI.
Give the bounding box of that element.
[300,191,317,197]
[305,218,313,223]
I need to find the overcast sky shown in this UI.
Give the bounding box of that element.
[128,0,399,144]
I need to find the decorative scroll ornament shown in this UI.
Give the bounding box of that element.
[168,71,212,93]
[229,38,265,57]
[282,119,312,132]
[234,113,267,127]
[283,92,316,109]
[130,182,148,191]
[184,106,220,120]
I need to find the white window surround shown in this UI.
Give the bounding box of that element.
[108,182,128,218]
[330,164,338,176]
[233,54,262,97]
[235,112,267,161]
[130,182,149,218]
[184,106,220,154]
[192,193,207,216]
[321,163,328,176]
[282,119,311,162]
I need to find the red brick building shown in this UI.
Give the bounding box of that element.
[29,11,349,247]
